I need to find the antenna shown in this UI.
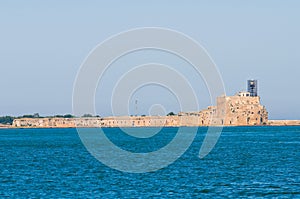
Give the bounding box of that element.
[135,99,138,116]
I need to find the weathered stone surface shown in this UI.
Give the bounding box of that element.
[199,95,268,126]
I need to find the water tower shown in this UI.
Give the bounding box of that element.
[247,80,258,97]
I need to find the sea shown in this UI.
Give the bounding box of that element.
[0,126,299,198]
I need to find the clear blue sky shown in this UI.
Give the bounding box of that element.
[0,1,299,119]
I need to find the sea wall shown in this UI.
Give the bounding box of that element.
[0,124,11,128]
[268,120,300,126]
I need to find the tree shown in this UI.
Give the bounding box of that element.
[54,115,64,118]
[63,114,74,118]
[167,112,176,116]
[82,114,93,117]
[22,114,34,118]
[0,116,15,125]
[33,113,40,118]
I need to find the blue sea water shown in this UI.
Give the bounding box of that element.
[0,126,299,198]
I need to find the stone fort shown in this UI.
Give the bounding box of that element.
[13,80,269,128]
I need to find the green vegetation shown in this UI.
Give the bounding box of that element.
[22,113,41,118]
[82,114,93,117]
[63,114,75,118]
[0,116,15,125]
[53,114,75,118]
[167,112,176,116]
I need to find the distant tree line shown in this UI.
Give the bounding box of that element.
[0,116,15,125]
[167,112,176,116]
[51,114,75,118]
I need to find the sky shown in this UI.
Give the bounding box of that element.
[0,1,299,119]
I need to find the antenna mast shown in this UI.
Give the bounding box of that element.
[135,99,138,116]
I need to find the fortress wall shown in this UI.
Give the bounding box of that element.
[74,118,102,127]
[12,116,181,128]
[178,112,201,126]
[100,116,180,127]
[12,118,101,128]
